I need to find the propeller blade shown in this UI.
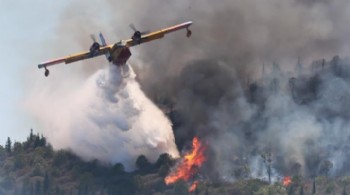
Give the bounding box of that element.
[90,34,97,43]
[129,23,138,32]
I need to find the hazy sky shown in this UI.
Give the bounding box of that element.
[0,0,151,146]
[0,1,69,144]
[2,0,350,148]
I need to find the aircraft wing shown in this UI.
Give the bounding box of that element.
[38,46,112,69]
[125,21,193,47]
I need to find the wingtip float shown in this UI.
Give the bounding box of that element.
[37,21,193,77]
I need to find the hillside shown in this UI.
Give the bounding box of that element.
[0,130,177,195]
[0,130,349,195]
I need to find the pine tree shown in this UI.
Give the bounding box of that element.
[5,137,12,154]
[261,145,272,184]
[40,134,46,146]
[34,133,40,148]
[30,129,34,142]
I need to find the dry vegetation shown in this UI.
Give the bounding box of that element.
[0,130,350,195]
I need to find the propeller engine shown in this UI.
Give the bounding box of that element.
[129,23,149,44]
[89,34,100,53]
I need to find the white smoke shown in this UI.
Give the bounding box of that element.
[27,64,179,170]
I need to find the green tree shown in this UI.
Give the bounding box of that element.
[261,146,272,184]
[53,150,68,167]
[319,160,333,176]
[112,163,125,175]
[136,155,151,171]
[34,134,41,148]
[29,129,34,142]
[13,142,23,154]
[40,134,46,147]
[156,153,174,168]
[43,144,54,159]
[14,154,25,169]
[0,145,6,161]
[5,137,12,154]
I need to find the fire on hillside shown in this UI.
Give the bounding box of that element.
[165,137,206,192]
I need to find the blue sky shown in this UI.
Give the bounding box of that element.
[0,1,69,144]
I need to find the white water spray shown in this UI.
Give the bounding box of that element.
[27,64,179,170]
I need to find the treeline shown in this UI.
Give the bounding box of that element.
[0,130,273,195]
[3,130,350,194]
[0,129,184,195]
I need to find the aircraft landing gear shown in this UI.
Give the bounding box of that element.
[44,67,50,77]
[186,28,192,37]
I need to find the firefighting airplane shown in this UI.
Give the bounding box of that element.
[38,21,193,77]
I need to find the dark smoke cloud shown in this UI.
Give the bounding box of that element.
[57,0,350,80]
[35,0,350,178]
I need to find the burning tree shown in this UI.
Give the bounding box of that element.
[261,145,273,184]
[165,137,206,192]
[283,176,292,187]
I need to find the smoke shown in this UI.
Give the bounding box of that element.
[27,0,350,178]
[100,0,350,179]
[26,65,179,170]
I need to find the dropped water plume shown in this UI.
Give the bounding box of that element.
[27,64,179,170]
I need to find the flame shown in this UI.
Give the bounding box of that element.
[165,137,206,192]
[189,181,199,192]
[282,176,292,186]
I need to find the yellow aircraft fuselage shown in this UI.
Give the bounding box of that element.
[38,21,192,76]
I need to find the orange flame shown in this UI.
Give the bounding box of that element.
[189,181,199,192]
[282,176,292,186]
[165,137,206,192]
